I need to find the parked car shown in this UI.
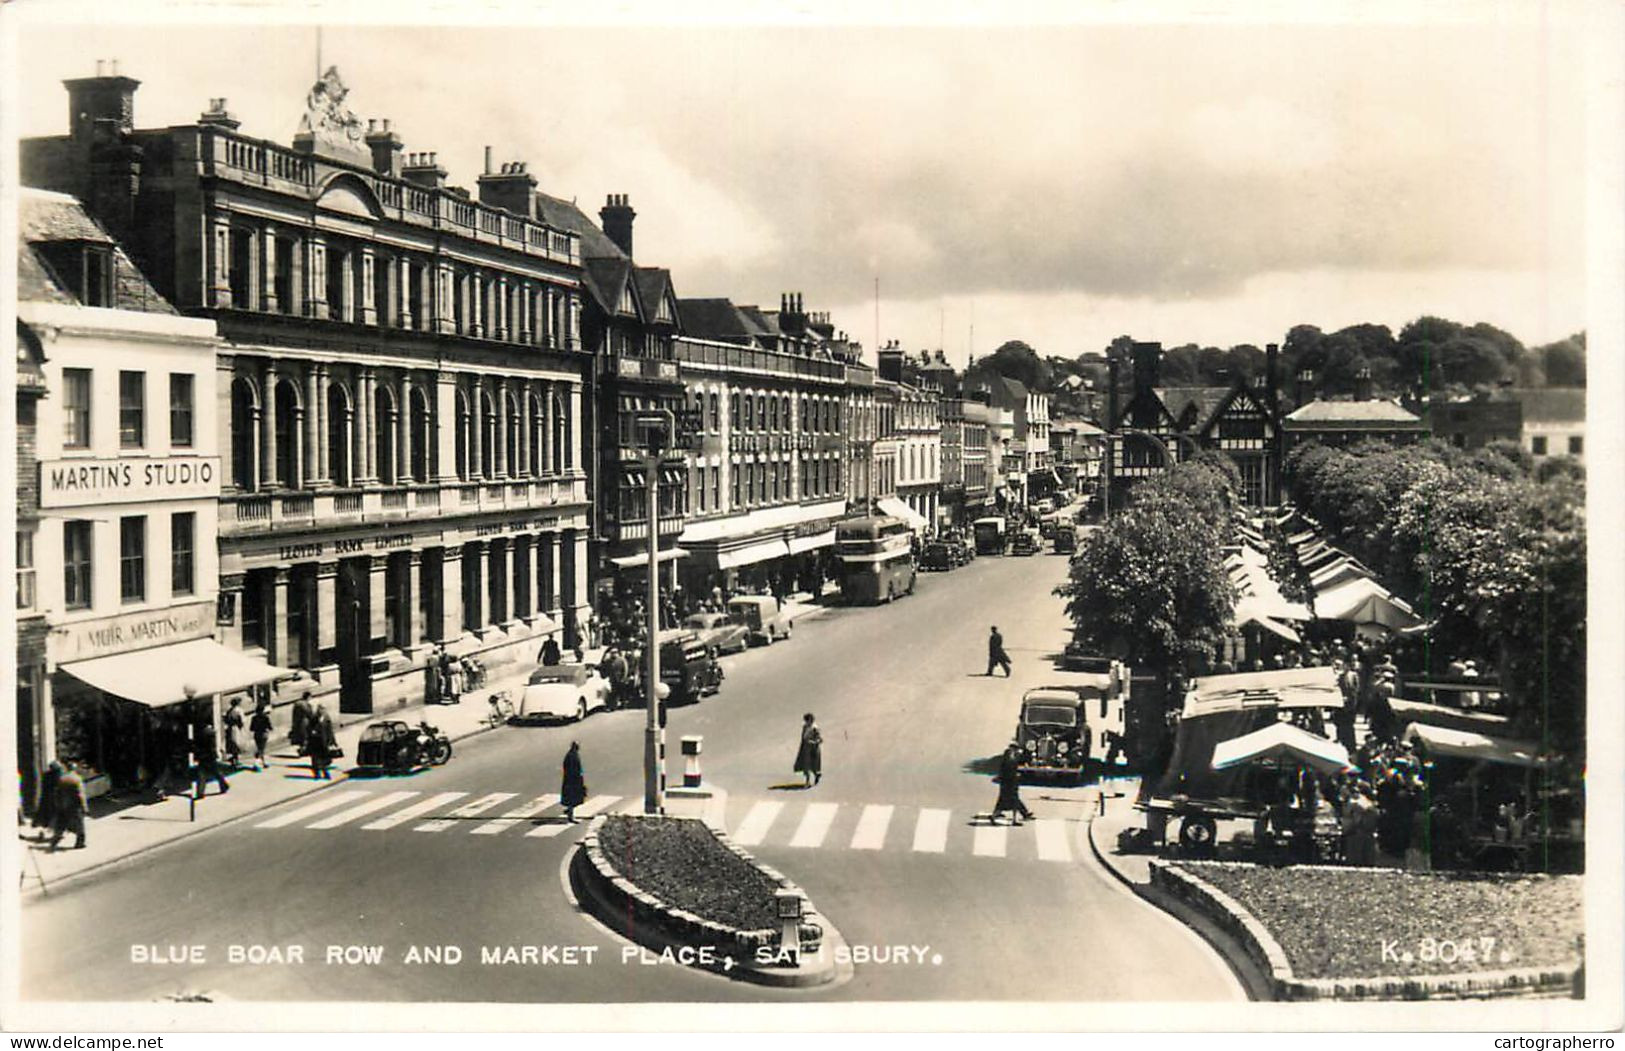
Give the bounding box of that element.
[1033,497,1056,515]
[726,595,793,645]
[919,541,956,572]
[1053,524,1077,554]
[518,663,612,723]
[658,630,723,705]
[953,534,977,565]
[1011,529,1041,556]
[681,611,750,655]
[1014,687,1092,782]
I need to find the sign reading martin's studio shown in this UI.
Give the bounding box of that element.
[39,456,221,508]
[49,600,216,664]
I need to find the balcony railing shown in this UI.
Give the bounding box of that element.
[279,494,314,518]
[334,491,363,514]
[674,338,845,382]
[219,474,586,534]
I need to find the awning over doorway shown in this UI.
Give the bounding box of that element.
[60,638,291,708]
[715,538,792,570]
[609,548,689,570]
[877,496,929,532]
[787,529,836,555]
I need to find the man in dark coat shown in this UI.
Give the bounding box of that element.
[560,742,587,822]
[306,705,337,780]
[986,625,1012,677]
[50,766,88,850]
[194,721,230,796]
[991,743,1034,825]
[290,693,315,754]
[539,636,562,666]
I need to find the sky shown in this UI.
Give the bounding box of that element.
[6,3,1595,369]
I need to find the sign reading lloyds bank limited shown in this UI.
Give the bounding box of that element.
[39,456,221,508]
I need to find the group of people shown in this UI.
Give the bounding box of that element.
[426,645,490,705]
[288,693,340,779]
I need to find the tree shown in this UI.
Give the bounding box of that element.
[968,340,1049,392]
[1536,333,1586,387]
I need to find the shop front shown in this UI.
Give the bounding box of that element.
[677,499,846,602]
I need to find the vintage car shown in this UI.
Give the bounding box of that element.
[517,663,612,723]
[919,541,956,572]
[658,630,724,705]
[726,595,793,645]
[680,611,750,655]
[953,534,976,565]
[1011,529,1041,556]
[1053,524,1077,554]
[1014,687,1093,781]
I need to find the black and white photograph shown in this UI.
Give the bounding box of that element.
[2,0,1621,1036]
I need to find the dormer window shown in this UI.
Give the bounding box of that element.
[37,241,115,307]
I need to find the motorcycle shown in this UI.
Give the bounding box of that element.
[414,721,453,767]
[356,719,452,773]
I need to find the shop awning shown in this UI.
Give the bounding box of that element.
[714,538,792,570]
[1185,666,1342,717]
[609,548,690,570]
[1236,611,1301,643]
[1212,721,1356,776]
[877,496,929,531]
[787,529,835,555]
[1403,723,1552,769]
[60,638,291,708]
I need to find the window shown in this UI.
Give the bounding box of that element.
[708,392,719,432]
[171,512,195,596]
[729,392,739,428]
[731,459,741,508]
[743,395,754,430]
[710,466,719,511]
[169,374,195,447]
[1531,435,1548,456]
[17,531,36,610]
[119,371,145,447]
[63,521,92,610]
[63,368,92,448]
[120,516,146,603]
[1569,435,1583,455]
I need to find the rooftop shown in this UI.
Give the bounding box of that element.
[1503,387,1585,424]
[1284,399,1424,426]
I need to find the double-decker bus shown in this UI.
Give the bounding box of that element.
[835,515,917,605]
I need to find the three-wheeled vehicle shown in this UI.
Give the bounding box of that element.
[658,629,724,705]
[355,719,452,773]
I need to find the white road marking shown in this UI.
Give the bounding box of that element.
[849,805,894,850]
[731,801,785,846]
[973,822,1009,857]
[256,790,370,829]
[788,803,839,848]
[525,795,623,838]
[360,791,467,830]
[306,791,419,829]
[911,808,951,853]
[415,792,518,832]
[471,795,558,835]
[1035,818,1072,862]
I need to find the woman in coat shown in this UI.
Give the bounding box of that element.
[306,705,337,780]
[560,742,587,822]
[794,713,823,787]
[222,698,246,769]
[249,699,273,771]
[991,742,1034,825]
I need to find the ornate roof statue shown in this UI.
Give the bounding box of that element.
[298,66,365,152]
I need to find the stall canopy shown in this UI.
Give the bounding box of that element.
[61,638,290,708]
[1211,721,1357,775]
[787,529,835,555]
[1315,576,1420,630]
[1403,723,1551,768]
[1185,666,1342,717]
[876,496,929,532]
[714,538,792,570]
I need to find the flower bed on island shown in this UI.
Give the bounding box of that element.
[594,814,784,932]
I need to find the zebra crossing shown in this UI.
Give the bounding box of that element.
[252,788,1086,863]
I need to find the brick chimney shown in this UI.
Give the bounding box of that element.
[877,345,905,382]
[366,119,403,178]
[198,97,240,131]
[1107,350,1121,427]
[64,62,140,145]
[1295,368,1316,407]
[402,152,447,190]
[477,157,537,217]
[600,193,636,256]
[1265,342,1280,410]
[1354,366,1374,402]
[1131,341,1162,398]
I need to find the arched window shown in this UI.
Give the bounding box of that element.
[274,378,300,487]
[781,396,791,432]
[708,392,719,432]
[757,395,767,431]
[327,382,352,487]
[480,392,497,479]
[455,390,471,481]
[375,386,397,485]
[504,392,522,478]
[730,392,739,429]
[410,388,431,483]
[230,377,257,489]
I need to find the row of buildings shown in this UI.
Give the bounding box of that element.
[11,65,1061,807]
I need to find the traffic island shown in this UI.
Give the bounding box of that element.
[571,813,849,988]
[1150,859,1582,1001]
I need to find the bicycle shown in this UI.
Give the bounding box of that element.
[484,690,515,728]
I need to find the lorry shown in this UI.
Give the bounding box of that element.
[972,516,1007,555]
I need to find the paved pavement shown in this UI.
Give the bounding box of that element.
[16,558,1241,1005]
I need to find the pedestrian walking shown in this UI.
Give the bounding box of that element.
[539,636,562,666]
[991,742,1034,825]
[194,720,230,796]
[794,713,823,787]
[560,742,587,822]
[222,698,246,770]
[33,759,63,837]
[249,698,273,771]
[50,766,88,850]
[306,705,337,780]
[290,692,315,755]
[986,625,1012,677]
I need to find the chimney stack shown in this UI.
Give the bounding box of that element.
[198,97,241,130]
[1265,342,1280,409]
[1295,368,1316,407]
[365,118,404,178]
[1354,366,1373,402]
[1107,349,1122,427]
[477,155,536,217]
[402,151,448,190]
[600,193,636,257]
[64,63,141,144]
[1131,341,1162,398]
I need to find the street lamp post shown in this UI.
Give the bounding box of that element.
[183,683,199,823]
[634,409,676,816]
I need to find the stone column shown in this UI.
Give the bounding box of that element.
[512,536,532,619]
[471,380,486,479]
[466,540,488,630]
[259,361,277,488]
[397,374,412,483]
[568,382,582,472]
[360,367,378,484]
[406,551,425,647]
[259,223,279,313]
[494,274,510,341]
[359,246,377,326]
[286,232,305,317]
[303,366,320,488]
[436,372,459,483]
[495,379,509,478]
[338,248,356,323]
[209,215,232,308]
[470,271,485,338]
[316,561,339,653]
[432,259,454,334]
[271,567,292,666]
[540,287,553,347]
[567,292,582,349]
[315,367,330,484]
[517,280,532,344]
[396,256,414,330]
[305,233,328,319]
[541,533,560,616]
[503,539,520,624]
[540,382,554,475]
[437,546,463,642]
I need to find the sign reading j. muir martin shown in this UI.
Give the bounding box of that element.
[40,456,221,509]
[49,601,216,664]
